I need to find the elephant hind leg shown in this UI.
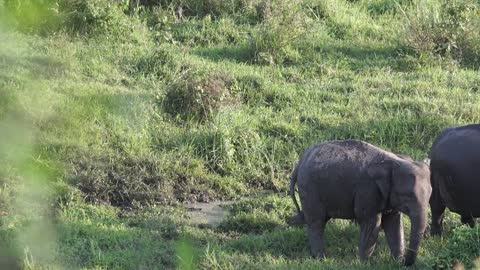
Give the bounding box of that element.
[381,211,404,260]
[358,213,382,260]
[430,171,446,236]
[299,189,328,259]
[307,218,327,259]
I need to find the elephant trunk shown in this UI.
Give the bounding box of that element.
[404,208,428,266]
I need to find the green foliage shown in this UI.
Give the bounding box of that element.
[59,0,140,37]
[402,0,480,67]
[249,0,307,65]
[134,44,180,81]
[362,0,412,16]
[135,0,262,23]
[56,199,186,269]
[172,16,247,47]
[3,0,60,33]
[430,226,480,269]
[304,0,380,40]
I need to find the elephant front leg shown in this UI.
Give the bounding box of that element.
[381,211,404,260]
[358,213,382,260]
[307,219,327,259]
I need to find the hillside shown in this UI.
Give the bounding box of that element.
[0,0,479,269]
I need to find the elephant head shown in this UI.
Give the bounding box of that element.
[367,159,432,266]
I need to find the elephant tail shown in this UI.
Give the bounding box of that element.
[289,165,305,225]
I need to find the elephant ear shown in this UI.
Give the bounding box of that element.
[367,160,395,202]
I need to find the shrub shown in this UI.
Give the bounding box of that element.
[402,0,480,66]
[162,70,238,122]
[249,0,308,65]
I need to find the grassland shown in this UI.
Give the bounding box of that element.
[0,0,480,269]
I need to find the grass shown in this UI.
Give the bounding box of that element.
[1,0,480,269]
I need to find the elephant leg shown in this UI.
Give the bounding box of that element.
[299,191,328,259]
[381,211,404,260]
[431,203,445,236]
[307,218,327,259]
[430,172,446,236]
[461,216,476,228]
[358,213,382,261]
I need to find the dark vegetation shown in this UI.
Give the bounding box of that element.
[1,0,480,269]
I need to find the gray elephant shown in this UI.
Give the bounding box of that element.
[429,124,480,236]
[289,140,431,266]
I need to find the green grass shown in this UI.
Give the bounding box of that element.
[1,0,480,269]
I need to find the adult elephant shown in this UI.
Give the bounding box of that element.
[290,140,431,266]
[429,124,480,236]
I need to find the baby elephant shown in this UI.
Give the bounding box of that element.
[429,124,480,236]
[290,140,431,266]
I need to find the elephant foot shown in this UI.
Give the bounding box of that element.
[430,224,443,237]
[431,229,442,237]
[461,216,475,228]
[311,252,326,260]
[404,251,417,266]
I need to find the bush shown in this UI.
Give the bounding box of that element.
[162,69,238,122]
[249,0,308,65]
[431,226,480,269]
[402,0,480,66]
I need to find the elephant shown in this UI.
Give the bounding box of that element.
[289,140,432,266]
[429,124,480,236]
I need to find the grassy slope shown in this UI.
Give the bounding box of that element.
[1,0,480,269]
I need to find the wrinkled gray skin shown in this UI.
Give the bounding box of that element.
[290,140,432,266]
[429,124,480,236]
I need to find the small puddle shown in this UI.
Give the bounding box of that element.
[185,192,273,227]
[185,200,234,227]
